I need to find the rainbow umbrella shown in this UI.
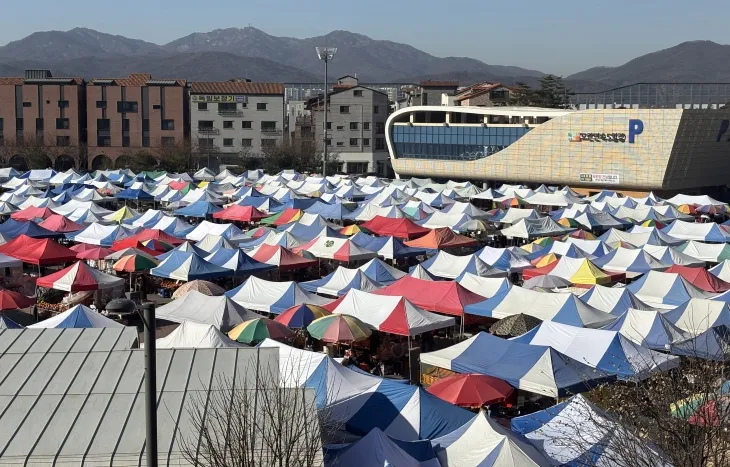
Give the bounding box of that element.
[307,314,372,343]
[113,254,159,272]
[340,224,367,236]
[520,243,544,254]
[641,219,665,229]
[140,238,174,252]
[557,217,580,228]
[244,226,276,238]
[565,229,597,240]
[501,196,529,207]
[274,304,331,328]
[531,253,559,268]
[531,237,554,247]
[228,318,294,344]
[676,204,697,215]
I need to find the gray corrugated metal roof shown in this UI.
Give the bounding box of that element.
[0,330,319,466]
[146,79,178,86]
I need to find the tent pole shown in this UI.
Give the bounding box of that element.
[407,335,412,382]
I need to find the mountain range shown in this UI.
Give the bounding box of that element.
[0,27,728,92]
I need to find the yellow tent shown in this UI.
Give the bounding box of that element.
[532,253,559,268]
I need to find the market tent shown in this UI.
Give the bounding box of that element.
[664,298,730,334]
[0,235,77,265]
[203,248,276,276]
[599,228,684,247]
[330,289,455,336]
[669,326,730,360]
[11,206,54,221]
[28,304,125,328]
[710,260,730,282]
[420,332,610,397]
[663,264,730,292]
[116,187,154,200]
[578,284,655,315]
[36,261,124,291]
[0,219,63,239]
[296,236,377,262]
[259,340,473,441]
[248,244,318,271]
[592,247,669,277]
[441,201,490,218]
[193,167,216,181]
[511,394,668,467]
[405,227,478,250]
[476,246,534,272]
[301,267,383,296]
[154,291,262,331]
[327,427,440,467]
[527,241,596,261]
[0,254,22,270]
[212,204,268,222]
[563,238,615,258]
[173,200,223,218]
[361,236,428,260]
[102,206,140,224]
[573,211,632,231]
[465,286,616,328]
[493,208,541,225]
[662,220,730,242]
[225,276,332,313]
[419,212,473,230]
[375,276,485,317]
[431,410,550,467]
[184,220,243,242]
[513,320,678,379]
[358,258,408,285]
[151,250,232,281]
[457,273,512,299]
[416,251,507,280]
[51,199,113,217]
[666,193,725,207]
[626,270,714,309]
[642,244,706,268]
[114,228,185,250]
[282,223,345,242]
[126,209,170,227]
[360,216,431,239]
[501,217,573,239]
[602,308,689,351]
[67,223,133,246]
[678,240,730,263]
[523,256,623,285]
[524,191,583,207]
[38,214,83,233]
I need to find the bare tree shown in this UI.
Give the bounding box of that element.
[155,138,201,173]
[262,140,340,176]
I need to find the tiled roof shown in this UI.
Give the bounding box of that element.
[420,80,459,88]
[332,84,355,90]
[89,73,185,86]
[190,81,285,95]
[455,83,505,101]
[0,77,24,85]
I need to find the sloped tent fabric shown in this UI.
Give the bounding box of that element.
[664,298,730,334]
[28,304,125,328]
[154,290,263,331]
[36,261,124,291]
[578,284,655,315]
[327,428,441,467]
[297,236,377,262]
[375,276,486,317]
[476,246,534,272]
[430,410,551,467]
[203,248,276,276]
[457,273,512,299]
[710,260,730,282]
[643,244,706,268]
[511,394,670,467]
[258,339,473,441]
[358,258,407,285]
[662,220,730,242]
[416,251,508,280]
[212,204,268,222]
[359,235,428,260]
[329,289,455,336]
[523,256,624,286]
[248,244,319,271]
[405,227,478,250]
[599,228,684,247]
[664,264,730,292]
[669,326,730,361]
[679,240,730,263]
[300,267,384,296]
[592,248,669,276]
[626,270,714,309]
[0,235,77,265]
[150,250,232,281]
[420,332,611,397]
[360,216,432,239]
[156,321,248,348]
[501,217,573,239]
[38,214,83,233]
[512,321,679,379]
[602,308,689,351]
[0,219,64,239]
[225,276,332,313]
[466,286,616,328]
[67,223,132,247]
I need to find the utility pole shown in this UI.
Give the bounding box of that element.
[142,302,158,467]
[316,47,337,176]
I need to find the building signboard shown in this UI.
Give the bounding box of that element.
[579,173,620,184]
[191,95,248,103]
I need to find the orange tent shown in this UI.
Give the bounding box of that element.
[405,227,478,250]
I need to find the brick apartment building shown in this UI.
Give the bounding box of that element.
[86,73,187,170]
[0,70,85,171]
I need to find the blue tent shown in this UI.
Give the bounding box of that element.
[300,268,383,296]
[151,250,232,280]
[416,251,504,280]
[203,248,276,276]
[0,219,63,239]
[348,231,378,248]
[0,315,22,329]
[420,332,613,397]
[280,224,345,241]
[578,284,654,315]
[325,428,440,467]
[367,236,428,260]
[116,187,154,200]
[28,304,124,329]
[51,183,84,195]
[305,202,354,221]
[358,258,408,285]
[236,196,282,213]
[269,198,321,213]
[174,200,223,218]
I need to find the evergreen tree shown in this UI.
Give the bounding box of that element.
[509,81,534,106]
[533,74,572,108]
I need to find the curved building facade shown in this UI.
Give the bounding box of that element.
[386,106,730,190]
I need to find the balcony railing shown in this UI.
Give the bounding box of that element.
[197,127,220,135]
[261,128,282,136]
[218,110,244,117]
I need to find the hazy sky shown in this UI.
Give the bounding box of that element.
[1,0,728,75]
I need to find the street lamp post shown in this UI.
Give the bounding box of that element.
[316,47,337,176]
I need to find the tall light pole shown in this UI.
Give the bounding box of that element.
[316,47,336,176]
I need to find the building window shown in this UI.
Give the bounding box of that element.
[96,100,106,109]
[58,100,69,108]
[422,94,428,105]
[354,90,363,97]
[326,122,332,130]
[199,138,215,148]
[153,104,162,110]
[122,137,130,147]
[162,119,175,130]
[223,121,233,129]
[36,118,44,131]
[198,121,214,129]
[197,102,208,111]
[348,162,369,174]
[56,136,70,147]
[22,102,31,108]
[376,122,385,134]
[261,121,277,133]
[336,125,345,131]
[142,119,149,131]
[336,141,344,147]
[257,102,267,111]
[325,139,332,146]
[161,137,175,147]
[97,119,111,131]
[0,118,3,130]
[350,122,358,130]
[242,121,252,129]
[223,138,234,147]
[363,138,371,146]
[350,138,359,146]
[97,137,111,147]
[117,101,139,113]
[340,106,349,113]
[363,122,370,130]
[373,105,380,114]
[122,119,130,130]
[56,118,70,130]
[241,138,252,147]
[490,90,507,100]
[261,139,276,148]
[16,118,23,131]
[219,102,237,111]
[375,138,385,150]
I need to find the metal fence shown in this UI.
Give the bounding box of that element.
[570,83,730,109]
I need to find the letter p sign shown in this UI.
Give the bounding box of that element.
[628,119,644,144]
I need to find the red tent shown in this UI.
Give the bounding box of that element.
[0,235,77,265]
[522,261,558,280]
[405,227,478,250]
[248,244,318,271]
[374,276,484,317]
[36,261,124,291]
[112,229,184,250]
[360,216,431,240]
[11,206,54,221]
[0,288,36,310]
[665,264,730,292]
[168,181,193,191]
[108,240,161,257]
[38,214,84,233]
[213,205,268,222]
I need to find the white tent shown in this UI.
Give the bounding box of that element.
[678,240,730,263]
[577,284,655,315]
[185,220,243,242]
[563,238,615,257]
[155,321,246,348]
[600,228,683,247]
[591,247,668,277]
[663,298,730,334]
[154,290,263,331]
[710,260,730,282]
[29,305,126,329]
[477,246,533,272]
[662,220,730,242]
[501,217,571,239]
[52,199,113,216]
[300,267,384,296]
[418,251,507,280]
[496,208,540,225]
[420,212,474,230]
[330,428,440,467]
[524,191,584,207]
[601,308,689,351]
[666,193,725,207]
[642,244,706,268]
[457,273,512,298]
[626,270,714,309]
[225,276,332,313]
